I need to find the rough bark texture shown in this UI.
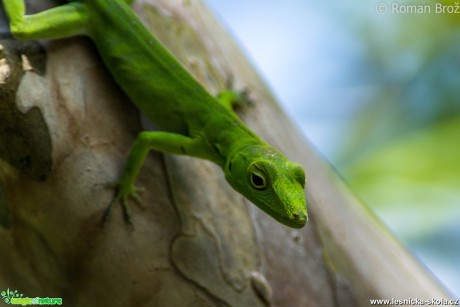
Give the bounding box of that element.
[0,0,449,306]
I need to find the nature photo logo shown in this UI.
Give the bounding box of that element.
[1,288,62,306]
[1,289,23,304]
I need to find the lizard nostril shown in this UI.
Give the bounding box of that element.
[292,213,306,222]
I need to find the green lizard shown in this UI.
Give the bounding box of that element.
[3,0,307,228]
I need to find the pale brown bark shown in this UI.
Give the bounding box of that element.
[0,0,449,306]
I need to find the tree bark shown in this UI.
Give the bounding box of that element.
[0,0,449,306]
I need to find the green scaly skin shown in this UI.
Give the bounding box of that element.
[3,0,307,228]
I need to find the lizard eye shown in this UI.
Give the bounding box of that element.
[250,171,267,190]
[293,164,305,187]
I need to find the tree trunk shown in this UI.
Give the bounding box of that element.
[0,0,449,306]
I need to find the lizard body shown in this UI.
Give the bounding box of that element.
[3,0,307,228]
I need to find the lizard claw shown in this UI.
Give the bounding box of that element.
[236,87,253,107]
[130,186,146,208]
[102,181,145,226]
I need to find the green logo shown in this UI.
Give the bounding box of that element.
[1,289,23,304]
[1,289,62,306]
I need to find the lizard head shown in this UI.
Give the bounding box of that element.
[224,145,307,228]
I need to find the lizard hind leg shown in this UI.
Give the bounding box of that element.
[3,0,89,40]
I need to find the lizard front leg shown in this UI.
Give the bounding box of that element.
[104,131,210,225]
[216,89,251,112]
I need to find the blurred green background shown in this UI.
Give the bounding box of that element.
[207,0,460,297]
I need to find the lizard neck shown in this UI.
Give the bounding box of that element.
[210,120,264,169]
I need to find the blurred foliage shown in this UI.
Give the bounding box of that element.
[336,0,460,220]
[339,4,460,165]
[343,116,460,236]
[333,2,460,295]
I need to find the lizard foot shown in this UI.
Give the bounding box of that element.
[102,182,145,226]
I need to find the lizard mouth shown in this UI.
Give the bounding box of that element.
[278,214,307,229]
[261,205,307,229]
